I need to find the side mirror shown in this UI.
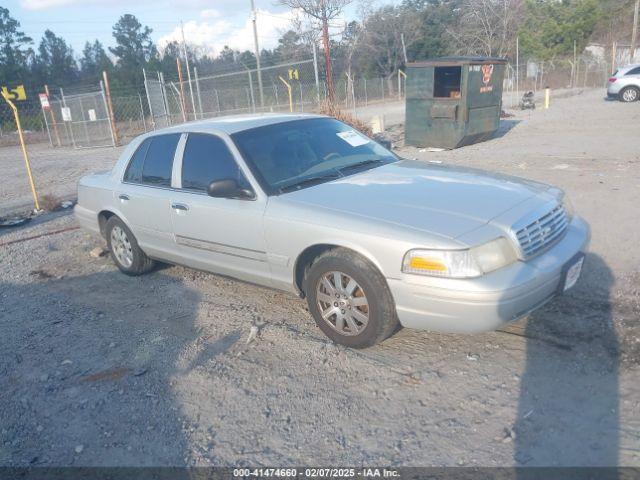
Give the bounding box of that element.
[207,179,255,200]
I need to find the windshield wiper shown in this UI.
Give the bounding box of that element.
[277,172,342,194]
[338,158,385,174]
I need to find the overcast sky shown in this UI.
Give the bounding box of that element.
[4,0,384,57]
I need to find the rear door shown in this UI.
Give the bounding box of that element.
[168,132,271,285]
[116,133,182,260]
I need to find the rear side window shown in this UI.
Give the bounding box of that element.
[123,139,151,183]
[140,134,181,187]
[626,67,640,75]
[181,133,248,192]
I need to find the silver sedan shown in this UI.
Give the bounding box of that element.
[75,114,590,348]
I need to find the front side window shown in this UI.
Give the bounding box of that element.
[141,134,181,187]
[231,118,397,195]
[181,133,249,193]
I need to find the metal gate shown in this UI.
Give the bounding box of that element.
[44,84,115,148]
[144,71,171,129]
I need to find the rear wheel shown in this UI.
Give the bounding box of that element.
[105,216,155,276]
[620,86,639,102]
[304,248,398,348]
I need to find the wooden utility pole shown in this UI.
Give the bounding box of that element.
[176,58,187,123]
[631,0,640,61]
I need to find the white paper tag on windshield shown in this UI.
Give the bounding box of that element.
[337,130,370,147]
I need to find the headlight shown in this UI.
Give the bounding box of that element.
[402,237,517,278]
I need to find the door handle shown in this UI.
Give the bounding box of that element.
[171,203,189,211]
[118,194,130,201]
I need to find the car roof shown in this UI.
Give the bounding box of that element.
[153,112,327,136]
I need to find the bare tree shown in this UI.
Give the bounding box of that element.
[448,0,523,58]
[356,5,421,94]
[277,0,353,103]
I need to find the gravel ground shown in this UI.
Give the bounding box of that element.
[1,89,639,467]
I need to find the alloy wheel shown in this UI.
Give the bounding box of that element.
[316,271,369,336]
[622,88,638,102]
[110,225,133,268]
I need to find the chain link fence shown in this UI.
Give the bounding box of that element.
[0,51,621,150]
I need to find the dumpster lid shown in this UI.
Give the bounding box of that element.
[408,56,507,67]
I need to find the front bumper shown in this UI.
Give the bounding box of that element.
[388,215,590,333]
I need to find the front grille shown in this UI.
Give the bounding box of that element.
[515,204,568,259]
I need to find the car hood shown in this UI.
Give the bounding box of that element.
[279,159,556,239]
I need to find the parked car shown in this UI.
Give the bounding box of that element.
[75,114,590,348]
[608,64,640,102]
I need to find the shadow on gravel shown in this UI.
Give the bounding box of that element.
[493,119,521,140]
[514,253,619,467]
[0,269,199,466]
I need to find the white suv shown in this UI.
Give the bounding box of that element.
[608,64,640,102]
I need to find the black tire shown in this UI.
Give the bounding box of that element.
[304,248,399,348]
[619,86,640,103]
[105,216,155,276]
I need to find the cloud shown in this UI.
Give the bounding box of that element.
[158,9,294,56]
[200,9,221,19]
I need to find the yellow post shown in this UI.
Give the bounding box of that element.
[279,76,293,112]
[544,87,550,109]
[1,91,41,211]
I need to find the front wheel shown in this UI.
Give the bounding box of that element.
[105,216,155,276]
[304,248,399,348]
[620,86,639,102]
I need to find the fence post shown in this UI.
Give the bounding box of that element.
[102,71,119,146]
[381,78,385,102]
[313,42,321,104]
[397,70,406,100]
[299,82,304,112]
[248,71,256,113]
[143,69,156,130]
[41,106,53,147]
[194,67,204,119]
[78,95,90,145]
[138,93,147,132]
[100,80,116,147]
[159,72,172,126]
[214,89,220,114]
[44,85,61,147]
[60,87,76,148]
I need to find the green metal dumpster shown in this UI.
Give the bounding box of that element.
[404,56,507,149]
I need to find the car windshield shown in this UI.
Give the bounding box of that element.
[231,118,398,195]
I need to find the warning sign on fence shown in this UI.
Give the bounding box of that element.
[61,107,72,122]
[88,109,97,121]
[39,93,50,109]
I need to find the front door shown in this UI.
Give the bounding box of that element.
[169,132,270,286]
